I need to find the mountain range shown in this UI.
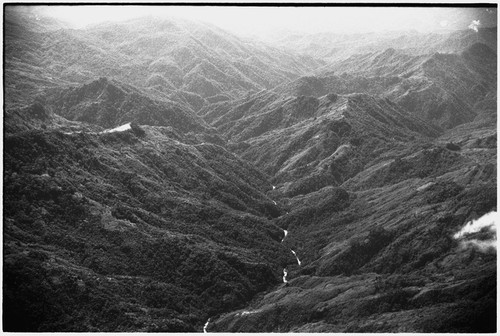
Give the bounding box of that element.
[3,6,497,333]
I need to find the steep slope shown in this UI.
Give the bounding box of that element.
[208,103,496,334]
[199,36,496,330]
[396,43,496,128]
[201,90,441,197]
[4,6,496,334]
[3,123,297,331]
[4,102,102,135]
[41,77,213,134]
[4,8,71,109]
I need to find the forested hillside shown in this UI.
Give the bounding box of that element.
[3,5,497,333]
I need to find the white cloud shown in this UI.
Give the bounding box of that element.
[454,211,497,252]
[468,19,481,32]
[460,239,496,253]
[454,211,496,239]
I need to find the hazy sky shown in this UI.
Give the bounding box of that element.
[39,5,497,36]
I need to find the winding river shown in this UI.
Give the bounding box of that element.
[291,250,301,265]
[282,268,288,283]
[281,229,288,243]
[203,198,301,332]
[281,228,301,282]
[203,319,210,333]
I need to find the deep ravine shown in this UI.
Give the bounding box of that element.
[203,199,301,332]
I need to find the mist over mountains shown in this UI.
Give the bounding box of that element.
[3,5,497,332]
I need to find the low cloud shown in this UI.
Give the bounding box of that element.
[454,211,497,252]
[468,19,481,32]
[460,239,496,253]
[454,211,496,239]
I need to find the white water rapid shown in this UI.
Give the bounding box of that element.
[281,229,288,243]
[291,250,301,266]
[203,318,210,333]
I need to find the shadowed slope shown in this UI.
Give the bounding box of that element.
[3,123,299,331]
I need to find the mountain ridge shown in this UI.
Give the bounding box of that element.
[3,6,497,333]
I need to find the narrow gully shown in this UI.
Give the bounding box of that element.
[203,201,300,331]
[281,228,301,282]
[281,228,289,283]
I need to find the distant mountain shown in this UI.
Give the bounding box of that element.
[4,8,324,110]
[271,43,496,129]
[4,5,70,33]
[268,28,497,62]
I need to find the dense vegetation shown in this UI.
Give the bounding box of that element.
[4,125,296,331]
[4,5,497,333]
